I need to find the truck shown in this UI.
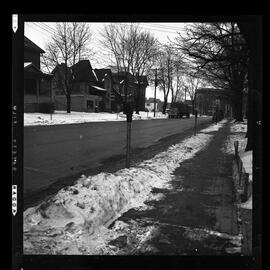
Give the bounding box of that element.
[168,102,191,119]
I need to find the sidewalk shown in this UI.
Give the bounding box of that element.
[104,120,242,255]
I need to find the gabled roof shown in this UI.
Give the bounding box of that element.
[51,63,73,80]
[24,62,44,75]
[24,62,53,79]
[24,36,45,54]
[93,69,112,82]
[71,60,98,83]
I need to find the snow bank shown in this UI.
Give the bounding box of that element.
[239,150,252,182]
[222,120,247,154]
[24,111,167,126]
[239,195,252,210]
[24,121,226,254]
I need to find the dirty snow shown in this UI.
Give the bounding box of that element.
[222,120,247,154]
[24,121,226,254]
[239,150,252,182]
[24,111,167,126]
[239,195,252,210]
[223,121,252,213]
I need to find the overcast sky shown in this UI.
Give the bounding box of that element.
[24,22,189,101]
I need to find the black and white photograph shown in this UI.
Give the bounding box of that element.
[11,14,262,269]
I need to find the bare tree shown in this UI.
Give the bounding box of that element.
[183,75,204,113]
[170,53,188,103]
[100,23,158,113]
[41,22,92,113]
[130,31,159,113]
[155,44,176,114]
[174,22,248,121]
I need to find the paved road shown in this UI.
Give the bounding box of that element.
[24,117,211,194]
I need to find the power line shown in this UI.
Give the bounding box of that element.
[33,22,55,36]
[27,23,52,39]
[40,23,57,33]
[37,22,57,35]
[139,25,177,34]
[141,23,186,31]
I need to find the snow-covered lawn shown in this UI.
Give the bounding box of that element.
[24,111,168,126]
[24,120,227,254]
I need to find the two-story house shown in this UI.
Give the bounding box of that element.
[53,60,109,112]
[24,36,53,112]
[107,66,148,112]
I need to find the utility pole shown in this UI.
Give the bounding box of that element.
[124,72,132,168]
[154,68,157,118]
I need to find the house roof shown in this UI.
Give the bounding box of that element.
[24,62,53,79]
[52,63,73,77]
[90,85,107,91]
[24,36,45,53]
[24,62,44,74]
[146,97,162,103]
[93,69,112,82]
[71,60,98,83]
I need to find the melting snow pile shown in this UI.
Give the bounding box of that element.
[24,121,225,254]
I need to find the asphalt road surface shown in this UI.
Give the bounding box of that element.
[24,117,211,195]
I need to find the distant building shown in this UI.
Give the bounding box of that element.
[196,88,234,116]
[24,36,53,112]
[145,98,163,112]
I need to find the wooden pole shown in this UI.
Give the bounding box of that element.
[194,110,197,136]
[126,121,131,168]
[154,68,157,118]
[50,77,53,120]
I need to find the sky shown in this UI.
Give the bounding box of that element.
[24,22,189,101]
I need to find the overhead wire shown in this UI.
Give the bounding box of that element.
[27,23,52,39]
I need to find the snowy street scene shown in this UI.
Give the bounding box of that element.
[16,17,261,265]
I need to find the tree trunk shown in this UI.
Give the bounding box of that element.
[66,93,71,113]
[233,87,244,122]
[162,98,168,114]
[191,98,195,114]
[135,79,140,114]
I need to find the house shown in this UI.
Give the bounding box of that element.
[195,88,234,116]
[107,66,148,112]
[93,68,113,112]
[24,36,53,112]
[53,60,109,112]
